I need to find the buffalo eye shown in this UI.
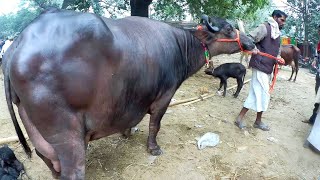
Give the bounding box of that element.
[226,26,233,33]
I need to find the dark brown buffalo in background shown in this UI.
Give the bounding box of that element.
[280,45,301,82]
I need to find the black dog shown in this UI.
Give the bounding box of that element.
[205,63,246,98]
[0,145,25,180]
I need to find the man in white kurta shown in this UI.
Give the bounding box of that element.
[305,85,320,152]
[0,38,13,58]
[307,112,320,152]
[235,10,287,131]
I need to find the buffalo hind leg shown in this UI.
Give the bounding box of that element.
[27,103,86,179]
[294,65,298,82]
[35,149,60,179]
[234,77,243,98]
[17,105,62,176]
[147,91,174,155]
[52,137,86,180]
[288,66,294,81]
[46,112,86,180]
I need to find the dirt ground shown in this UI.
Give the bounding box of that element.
[0,53,319,180]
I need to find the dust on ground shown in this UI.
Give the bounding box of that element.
[0,53,319,180]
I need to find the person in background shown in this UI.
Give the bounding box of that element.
[305,29,320,150]
[304,24,320,125]
[1,37,14,55]
[0,39,5,51]
[234,10,287,131]
[0,39,5,63]
[0,37,14,65]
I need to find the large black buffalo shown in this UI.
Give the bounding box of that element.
[2,8,255,179]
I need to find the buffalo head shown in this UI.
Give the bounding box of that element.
[195,15,255,56]
[204,67,215,76]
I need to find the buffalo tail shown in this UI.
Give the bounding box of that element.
[4,71,32,158]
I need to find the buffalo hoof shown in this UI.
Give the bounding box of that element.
[148,147,163,156]
[233,94,239,98]
[121,128,131,138]
[122,127,140,138]
[52,172,60,179]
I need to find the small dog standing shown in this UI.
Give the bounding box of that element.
[205,63,246,98]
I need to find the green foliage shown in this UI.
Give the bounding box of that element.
[65,0,103,15]
[0,8,38,38]
[28,0,61,9]
[150,0,269,22]
[151,0,186,21]
[0,0,272,39]
[100,0,130,18]
[0,0,103,38]
[283,0,320,44]
[239,5,273,33]
[0,0,62,38]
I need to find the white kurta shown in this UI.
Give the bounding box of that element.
[0,40,13,58]
[307,90,320,151]
[315,87,320,104]
[307,112,320,151]
[243,68,271,112]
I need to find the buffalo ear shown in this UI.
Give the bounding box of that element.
[194,30,214,44]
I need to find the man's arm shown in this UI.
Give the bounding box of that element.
[249,24,267,54]
[249,24,267,43]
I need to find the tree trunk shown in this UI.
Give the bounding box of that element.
[130,0,153,17]
[61,0,76,9]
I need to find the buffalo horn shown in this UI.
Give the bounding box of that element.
[200,14,219,32]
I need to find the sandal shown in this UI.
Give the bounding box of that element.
[235,119,246,129]
[253,122,270,131]
[301,119,312,124]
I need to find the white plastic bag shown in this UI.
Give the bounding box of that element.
[197,132,220,150]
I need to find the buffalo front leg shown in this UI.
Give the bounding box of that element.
[218,80,223,91]
[35,149,60,179]
[147,91,174,156]
[222,79,227,97]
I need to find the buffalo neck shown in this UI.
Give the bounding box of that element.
[172,29,206,85]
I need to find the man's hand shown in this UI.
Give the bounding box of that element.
[276,55,285,64]
[252,48,260,54]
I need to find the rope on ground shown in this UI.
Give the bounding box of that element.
[169,79,251,107]
[0,134,29,145]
